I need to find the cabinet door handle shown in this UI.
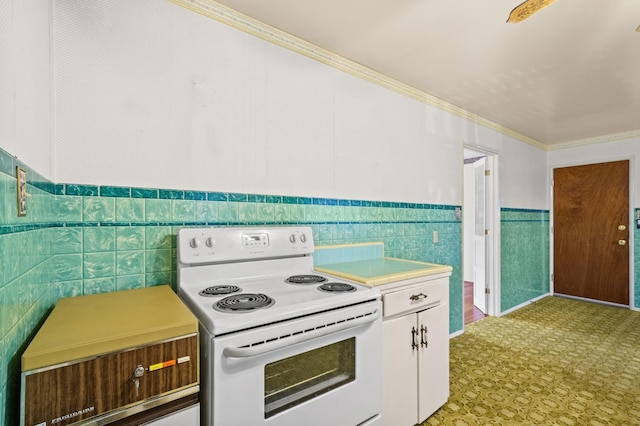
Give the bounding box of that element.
[420,325,428,348]
[411,326,419,350]
[409,292,428,301]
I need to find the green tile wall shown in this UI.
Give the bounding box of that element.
[314,243,385,265]
[7,152,635,424]
[500,208,550,311]
[0,147,462,425]
[502,208,640,311]
[0,154,58,426]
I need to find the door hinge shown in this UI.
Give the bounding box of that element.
[484,170,491,176]
[485,229,490,235]
[485,287,490,294]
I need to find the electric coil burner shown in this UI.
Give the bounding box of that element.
[212,293,275,313]
[285,274,328,284]
[319,282,357,293]
[199,285,241,296]
[177,226,383,426]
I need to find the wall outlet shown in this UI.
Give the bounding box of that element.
[433,230,439,243]
[17,166,27,216]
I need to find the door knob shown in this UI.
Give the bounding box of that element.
[618,239,627,246]
[618,225,626,231]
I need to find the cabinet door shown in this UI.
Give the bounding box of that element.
[417,304,449,422]
[382,315,418,426]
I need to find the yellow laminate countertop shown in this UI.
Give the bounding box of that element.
[315,257,452,286]
[22,285,198,372]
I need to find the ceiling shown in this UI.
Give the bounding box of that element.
[210,0,640,148]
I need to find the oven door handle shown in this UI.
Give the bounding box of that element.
[222,309,380,358]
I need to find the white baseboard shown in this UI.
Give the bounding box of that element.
[499,293,551,316]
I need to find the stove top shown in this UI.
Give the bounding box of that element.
[179,268,379,335]
[176,226,380,336]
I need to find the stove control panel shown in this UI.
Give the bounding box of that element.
[178,226,314,265]
[242,232,269,248]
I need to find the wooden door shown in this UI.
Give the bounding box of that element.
[553,160,629,305]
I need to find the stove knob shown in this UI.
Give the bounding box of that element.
[289,234,296,243]
[300,234,307,243]
[189,238,200,248]
[205,237,214,247]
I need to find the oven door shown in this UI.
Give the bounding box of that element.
[211,301,382,426]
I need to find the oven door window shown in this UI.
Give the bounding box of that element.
[264,338,356,418]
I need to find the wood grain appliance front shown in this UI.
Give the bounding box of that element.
[22,334,198,426]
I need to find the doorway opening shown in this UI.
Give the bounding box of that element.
[463,147,501,325]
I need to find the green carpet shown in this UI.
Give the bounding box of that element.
[423,296,640,425]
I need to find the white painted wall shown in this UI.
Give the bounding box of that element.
[0,0,52,178]
[50,0,546,207]
[463,123,549,210]
[52,0,455,203]
[548,137,640,207]
[0,0,555,210]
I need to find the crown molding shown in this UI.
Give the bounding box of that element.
[169,0,549,151]
[548,129,640,151]
[169,1,640,153]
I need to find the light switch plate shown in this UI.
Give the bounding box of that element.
[17,166,27,216]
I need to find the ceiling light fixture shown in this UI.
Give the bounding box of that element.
[507,0,557,23]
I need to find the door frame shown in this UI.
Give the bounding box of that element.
[463,145,501,320]
[549,156,635,309]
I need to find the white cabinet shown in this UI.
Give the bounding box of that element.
[382,314,418,426]
[417,304,449,419]
[380,276,449,426]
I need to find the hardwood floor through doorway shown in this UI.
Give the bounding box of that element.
[464,281,486,325]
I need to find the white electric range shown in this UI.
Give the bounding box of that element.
[177,226,383,426]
